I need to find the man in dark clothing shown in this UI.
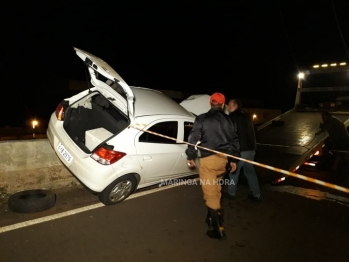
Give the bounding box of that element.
[226,99,261,201]
[186,92,240,240]
[316,111,349,172]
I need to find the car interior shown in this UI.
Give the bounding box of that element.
[63,93,129,152]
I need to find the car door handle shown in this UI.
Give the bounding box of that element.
[143,156,152,161]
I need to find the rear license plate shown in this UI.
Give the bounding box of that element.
[57,142,74,164]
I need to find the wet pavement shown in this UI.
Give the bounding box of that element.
[1,172,349,262]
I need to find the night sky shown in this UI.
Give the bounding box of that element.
[1,0,349,127]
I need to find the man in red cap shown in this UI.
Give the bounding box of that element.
[186,92,240,239]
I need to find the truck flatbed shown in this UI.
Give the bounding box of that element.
[255,109,349,172]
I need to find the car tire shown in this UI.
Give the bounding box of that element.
[8,190,56,213]
[98,174,137,205]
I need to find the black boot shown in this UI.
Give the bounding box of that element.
[206,208,226,240]
[218,208,224,224]
[205,208,214,231]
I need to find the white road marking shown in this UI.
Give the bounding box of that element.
[2,178,347,234]
[0,178,199,234]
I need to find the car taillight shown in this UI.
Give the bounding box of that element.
[91,147,126,165]
[55,103,64,121]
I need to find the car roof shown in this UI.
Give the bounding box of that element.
[130,87,193,118]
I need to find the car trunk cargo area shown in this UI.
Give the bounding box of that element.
[63,93,129,153]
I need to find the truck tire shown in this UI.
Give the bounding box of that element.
[8,190,56,213]
[98,174,137,205]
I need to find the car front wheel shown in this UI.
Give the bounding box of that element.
[98,174,137,205]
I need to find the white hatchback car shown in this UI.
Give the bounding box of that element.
[47,48,199,205]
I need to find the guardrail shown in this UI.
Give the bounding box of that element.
[0,139,80,202]
[0,134,47,141]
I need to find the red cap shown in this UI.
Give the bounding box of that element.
[210,92,225,104]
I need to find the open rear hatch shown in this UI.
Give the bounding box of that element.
[74,47,135,117]
[60,48,135,153]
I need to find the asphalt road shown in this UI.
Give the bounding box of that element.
[1,177,349,262]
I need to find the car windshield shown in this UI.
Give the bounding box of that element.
[303,71,349,88]
[300,70,349,110]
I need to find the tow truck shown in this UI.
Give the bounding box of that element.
[180,62,349,184]
[257,62,349,182]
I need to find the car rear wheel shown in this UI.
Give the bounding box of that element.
[98,174,137,205]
